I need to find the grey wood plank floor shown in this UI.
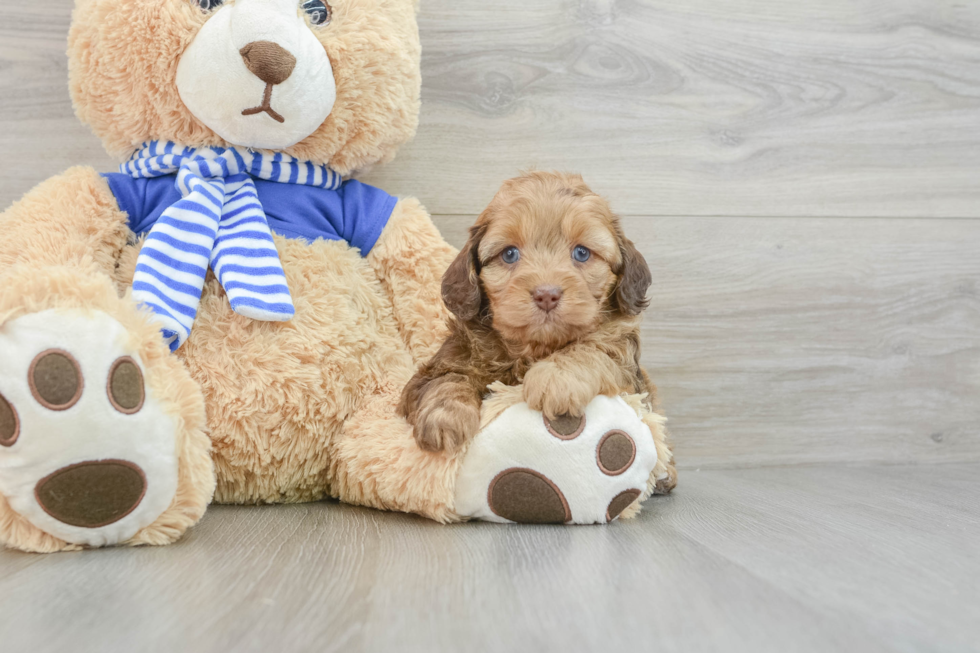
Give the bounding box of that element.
[1,463,976,653]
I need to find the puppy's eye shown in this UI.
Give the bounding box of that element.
[302,0,332,25]
[195,0,223,10]
[501,247,521,264]
[572,245,591,263]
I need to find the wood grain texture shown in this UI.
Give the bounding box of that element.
[0,3,115,206]
[361,0,980,217]
[1,464,977,653]
[434,215,980,468]
[2,1,980,217]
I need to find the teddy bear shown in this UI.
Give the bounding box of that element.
[0,0,675,553]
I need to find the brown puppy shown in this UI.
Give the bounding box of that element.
[400,172,671,490]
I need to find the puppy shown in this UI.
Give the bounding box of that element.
[399,172,670,486]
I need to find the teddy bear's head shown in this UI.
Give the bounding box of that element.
[68,0,421,175]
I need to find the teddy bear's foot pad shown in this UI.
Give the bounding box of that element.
[455,395,658,524]
[0,310,178,547]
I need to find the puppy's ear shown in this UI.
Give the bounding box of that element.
[614,235,652,316]
[442,223,487,321]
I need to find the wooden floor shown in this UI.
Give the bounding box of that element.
[2,1,979,651]
[1,463,976,653]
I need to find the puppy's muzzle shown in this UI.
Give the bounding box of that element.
[533,286,563,313]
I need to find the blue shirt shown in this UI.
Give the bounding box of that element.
[103,173,397,255]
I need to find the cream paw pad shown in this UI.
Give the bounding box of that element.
[0,310,180,548]
[454,394,660,524]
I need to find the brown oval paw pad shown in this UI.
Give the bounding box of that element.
[488,468,571,523]
[34,459,147,528]
[544,413,585,440]
[607,489,642,522]
[29,350,83,410]
[596,430,636,476]
[0,392,19,447]
[108,357,145,414]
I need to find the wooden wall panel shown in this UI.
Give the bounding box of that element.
[434,215,980,467]
[363,0,980,217]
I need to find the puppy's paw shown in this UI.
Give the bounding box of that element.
[523,362,599,420]
[413,397,481,454]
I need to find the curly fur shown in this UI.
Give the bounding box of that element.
[400,172,677,494]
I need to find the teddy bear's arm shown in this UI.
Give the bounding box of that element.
[365,197,457,364]
[0,167,131,278]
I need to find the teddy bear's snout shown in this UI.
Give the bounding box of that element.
[240,41,297,86]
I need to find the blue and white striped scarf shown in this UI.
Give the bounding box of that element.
[122,142,342,351]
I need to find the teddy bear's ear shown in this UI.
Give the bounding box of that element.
[441,223,487,322]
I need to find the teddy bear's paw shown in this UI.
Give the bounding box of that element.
[0,309,180,548]
[453,395,658,524]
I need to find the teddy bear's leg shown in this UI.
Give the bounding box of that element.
[615,395,676,519]
[334,197,480,521]
[366,197,457,364]
[0,169,213,552]
[452,384,670,524]
[330,389,462,522]
[332,385,673,524]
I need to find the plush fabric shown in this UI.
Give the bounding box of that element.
[0,258,213,553]
[68,0,421,174]
[0,309,181,545]
[104,175,395,250]
[454,394,663,524]
[174,0,338,149]
[123,142,343,347]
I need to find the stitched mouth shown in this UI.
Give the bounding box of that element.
[242,83,285,123]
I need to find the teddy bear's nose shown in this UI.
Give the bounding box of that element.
[240,41,297,86]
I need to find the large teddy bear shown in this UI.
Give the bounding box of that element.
[0,0,674,553]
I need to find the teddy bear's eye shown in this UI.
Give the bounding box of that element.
[302,0,332,26]
[196,0,223,10]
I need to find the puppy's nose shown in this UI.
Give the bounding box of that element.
[240,41,297,86]
[533,286,563,313]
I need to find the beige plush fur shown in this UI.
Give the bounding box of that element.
[0,171,460,548]
[0,0,444,549]
[0,167,215,551]
[100,193,457,514]
[69,0,421,175]
[0,265,213,553]
[479,381,673,520]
